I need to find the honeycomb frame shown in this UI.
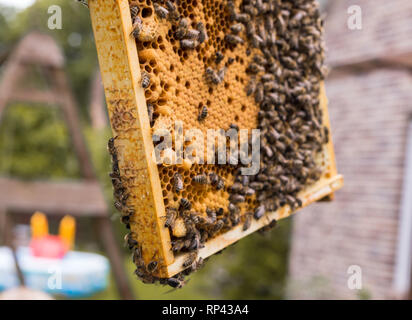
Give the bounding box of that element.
[89,0,343,278]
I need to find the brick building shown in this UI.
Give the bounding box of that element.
[288,0,412,299]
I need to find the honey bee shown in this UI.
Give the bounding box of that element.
[216,207,224,216]
[164,207,177,228]
[165,0,180,22]
[198,105,208,121]
[209,172,219,186]
[215,179,225,191]
[244,187,255,196]
[179,198,192,211]
[215,51,224,64]
[205,67,222,85]
[264,15,274,32]
[263,145,273,158]
[259,219,277,233]
[230,23,243,34]
[107,136,118,156]
[180,39,198,50]
[230,194,245,204]
[242,213,252,231]
[130,5,140,20]
[175,18,188,39]
[276,13,287,34]
[114,200,124,212]
[132,245,143,265]
[121,216,130,227]
[124,233,138,250]
[217,67,226,82]
[230,182,243,193]
[235,13,250,24]
[211,220,224,233]
[116,191,129,205]
[111,176,124,191]
[225,34,244,45]
[243,4,256,16]
[254,82,264,103]
[253,55,267,66]
[196,22,207,44]
[241,175,249,186]
[183,252,198,268]
[247,63,265,74]
[286,194,297,206]
[173,173,184,193]
[147,260,158,273]
[190,211,205,226]
[254,205,265,220]
[228,203,238,214]
[282,56,298,69]
[172,239,185,252]
[279,175,289,184]
[189,233,201,251]
[206,208,217,223]
[190,257,204,272]
[230,211,240,226]
[192,174,208,185]
[111,161,120,176]
[227,0,236,18]
[113,186,126,202]
[141,71,150,89]
[246,77,257,96]
[186,29,200,39]
[154,3,169,19]
[167,277,185,288]
[251,34,263,48]
[131,16,142,39]
[135,267,155,284]
[290,10,306,27]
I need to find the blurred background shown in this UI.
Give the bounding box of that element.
[0,0,411,300]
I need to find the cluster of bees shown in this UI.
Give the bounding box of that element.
[134,0,208,50]
[109,136,197,288]
[222,0,328,219]
[108,137,134,229]
[168,172,228,250]
[107,0,328,288]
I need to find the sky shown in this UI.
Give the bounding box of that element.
[0,0,36,9]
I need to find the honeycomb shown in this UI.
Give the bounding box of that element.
[91,0,334,288]
[131,2,262,225]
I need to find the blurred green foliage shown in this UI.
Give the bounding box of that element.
[0,0,291,300]
[0,104,81,180]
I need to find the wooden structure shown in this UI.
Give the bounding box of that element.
[0,32,133,299]
[89,0,343,279]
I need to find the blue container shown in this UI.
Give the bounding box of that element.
[0,247,110,298]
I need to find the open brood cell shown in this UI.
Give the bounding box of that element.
[89,0,343,288]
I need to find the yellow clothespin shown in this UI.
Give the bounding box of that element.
[30,211,49,239]
[59,215,76,250]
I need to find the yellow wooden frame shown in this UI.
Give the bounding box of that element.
[89,0,343,278]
